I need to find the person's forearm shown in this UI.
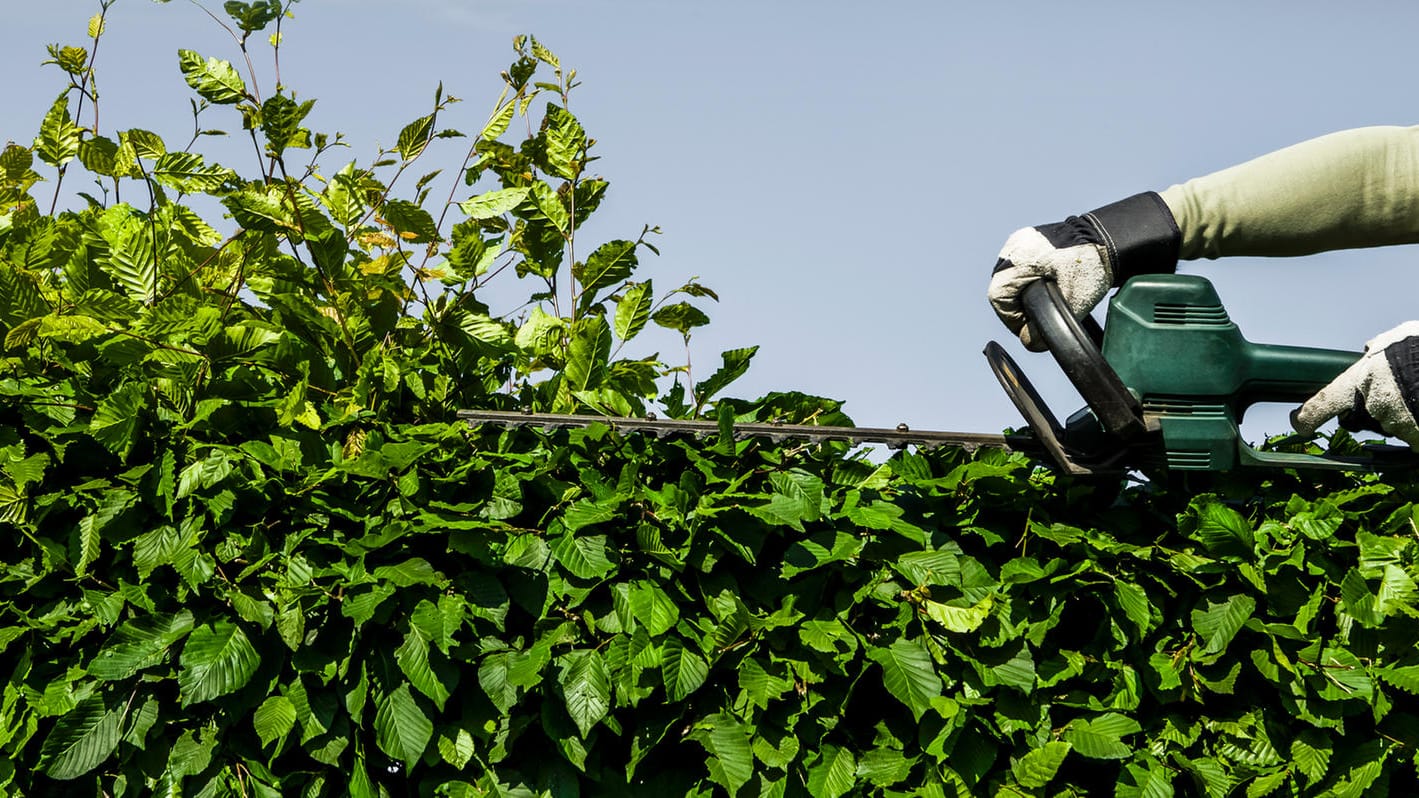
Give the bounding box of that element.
[1160,126,1419,260]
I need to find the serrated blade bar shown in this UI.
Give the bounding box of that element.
[458,410,1011,451]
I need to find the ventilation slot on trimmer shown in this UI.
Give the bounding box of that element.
[1142,397,1227,418]
[1165,450,1214,470]
[1153,303,1230,326]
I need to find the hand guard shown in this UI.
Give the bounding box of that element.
[1293,322,1419,449]
[988,192,1181,350]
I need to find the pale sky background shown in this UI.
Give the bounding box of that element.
[6,1,1419,442]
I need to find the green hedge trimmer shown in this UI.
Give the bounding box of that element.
[462,275,1413,475]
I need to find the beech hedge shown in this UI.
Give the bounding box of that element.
[2,3,1418,797]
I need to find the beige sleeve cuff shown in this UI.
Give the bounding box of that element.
[1159,125,1419,260]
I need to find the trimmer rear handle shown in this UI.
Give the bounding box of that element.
[1020,280,1147,442]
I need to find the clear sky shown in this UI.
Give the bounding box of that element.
[6,1,1419,441]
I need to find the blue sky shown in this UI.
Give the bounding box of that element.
[7,1,1419,440]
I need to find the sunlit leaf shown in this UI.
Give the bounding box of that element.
[867,639,942,721]
[35,93,81,167]
[374,683,432,766]
[558,649,610,737]
[459,187,528,220]
[178,621,261,706]
[38,696,122,780]
[177,49,247,104]
[614,280,653,343]
[253,695,296,748]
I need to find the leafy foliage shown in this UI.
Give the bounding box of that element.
[4,3,1419,797]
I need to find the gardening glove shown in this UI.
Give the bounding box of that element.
[1292,322,1419,450]
[989,191,1181,351]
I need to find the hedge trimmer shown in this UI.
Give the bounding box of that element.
[462,274,1415,475]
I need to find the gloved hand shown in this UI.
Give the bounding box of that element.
[1292,322,1419,449]
[988,192,1182,350]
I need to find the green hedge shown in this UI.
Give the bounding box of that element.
[8,399,1419,796]
[2,3,1419,796]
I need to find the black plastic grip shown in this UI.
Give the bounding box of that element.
[1020,280,1147,441]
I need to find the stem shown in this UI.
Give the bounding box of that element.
[111,328,206,359]
[272,160,361,361]
[49,3,113,214]
[189,0,264,104]
[272,3,287,90]
[129,158,165,305]
[344,157,408,241]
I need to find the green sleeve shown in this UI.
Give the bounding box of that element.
[1159,125,1419,260]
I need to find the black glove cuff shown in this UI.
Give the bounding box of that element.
[1384,335,1419,424]
[1081,192,1181,286]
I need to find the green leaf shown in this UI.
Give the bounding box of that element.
[88,610,195,680]
[529,180,569,234]
[771,470,824,522]
[1062,714,1140,759]
[76,513,102,577]
[453,310,513,351]
[515,305,564,355]
[576,239,636,296]
[253,695,296,748]
[223,186,299,233]
[480,99,516,141]
[397,113,435,161]
[565,315,612,393]
[38,695,122,780]
[1190,593,1255,655]
[695,346,758,405]
[374,683,433,766]
[177,621,261,706]
[1192,499,1254,554]
[121,128,167,160]
[89,383,146,460]
[661,637,708,702]
[785,536,864,582]
[1341,567,1383,627]
[867,639,942,721]
[36,93,81,167]
[552,532,615,580]
[806,745,857,798]
[438,728,476,769]
[614,280,653,342]
[922,596,992,634]
[541,103,584,180]
[628,582,679,636]
[1376,664,1419,694]
[529,36,560,67]
[693,715,755,795]
[224,0,280,33]
[459,187,529,220]
[178,49,248,104]
[380,199,439,243]
[1377,563,1417,617]
[78,135,123,177]
[1013,741,1071,789]
[395,629,452,710]
[1315,646,1372,701]
[562,499,617,533]
[558,649,611,737]
[652,301,710,337]
[1115,760,1175,798]
[1288,731,1330,784]
[1112,580,1153,635]
[1246,770,1289,798]
[373,557,443,588]
[152,151,236,193]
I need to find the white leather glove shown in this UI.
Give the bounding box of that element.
[1293,322,1419,449]
[988,192,1181,351]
